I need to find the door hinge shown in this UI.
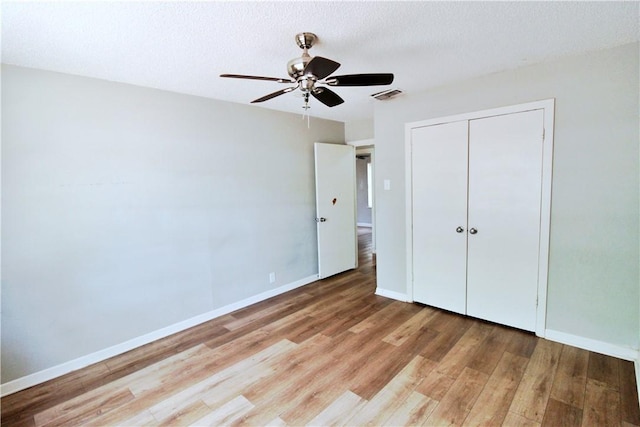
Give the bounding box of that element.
[542,128,545,140]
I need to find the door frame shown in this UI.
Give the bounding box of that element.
[348,139,376,254]
[404,99,555,337]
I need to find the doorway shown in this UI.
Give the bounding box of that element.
[357,226,375,275]
[313,142,376,279]
[355,146,375,254]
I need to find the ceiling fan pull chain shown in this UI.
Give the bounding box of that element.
[301,92,311,127]
[301,105,311,128]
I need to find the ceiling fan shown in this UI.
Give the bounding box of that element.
[220,32,394,110]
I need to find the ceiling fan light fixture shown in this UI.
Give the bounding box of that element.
[298,77,316,93]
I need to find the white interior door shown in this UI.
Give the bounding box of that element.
[411,121,468,314]
[314,143,357,279]
[466,110,544,331]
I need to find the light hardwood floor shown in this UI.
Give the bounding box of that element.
[2,228,639,426]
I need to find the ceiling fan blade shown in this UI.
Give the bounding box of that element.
[303,56,341,80]
[251,87,297,103]
[221,74,294,84]
[311,87,344,107]
[325,73,394,86]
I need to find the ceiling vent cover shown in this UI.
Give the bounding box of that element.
[371,88,402,100]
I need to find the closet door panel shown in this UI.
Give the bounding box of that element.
[466,110,544,331]
[411,121,468,314]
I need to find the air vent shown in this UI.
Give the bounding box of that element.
[371,88,403,100]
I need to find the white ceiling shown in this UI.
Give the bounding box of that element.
[2,1,638,123]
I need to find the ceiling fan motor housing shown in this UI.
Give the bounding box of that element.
[287,54,312,80]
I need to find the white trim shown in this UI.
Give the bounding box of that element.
[355,147,374,156]
[405,99,555,337]
[357,222,373,228]
[545,329,639,361]
[356,146,376,254]
[347,138,374,147]
[405,99,555,129]
[536,99,555,337]
[0,274,318,397]
[405,120,414,302]
[370,149,376,254]
[352,146,358,270]
[636,359,640,410]
[375,287,409,302]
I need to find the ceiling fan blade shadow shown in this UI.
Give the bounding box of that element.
[303,57,341,80]
[311,87,344,107]
[251,87,297,103]
[221,74,294,84]
[325,73,394,86]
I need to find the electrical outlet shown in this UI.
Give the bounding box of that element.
[269,272,276,283]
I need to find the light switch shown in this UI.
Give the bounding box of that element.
[384,179,391,190]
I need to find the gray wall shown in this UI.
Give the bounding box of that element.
[1,65,344,382]
[374,43,639,350]
[345,119,374,142]
[356,157,372,225]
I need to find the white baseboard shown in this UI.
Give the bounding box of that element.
[0,274,318,397]
[357,223,373,228]
[544,329,638,361]
[375,287,409,302]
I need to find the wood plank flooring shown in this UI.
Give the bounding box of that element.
[2,228,639,426]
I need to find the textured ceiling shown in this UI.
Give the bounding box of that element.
[2,1,638,122]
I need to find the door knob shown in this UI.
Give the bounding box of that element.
[456,226,464,233]
[316,217,327,223]
[469,228,478,235]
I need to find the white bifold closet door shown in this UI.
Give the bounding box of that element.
[411,109,544,332]
[411,120,469,315]
[466,110,544,331]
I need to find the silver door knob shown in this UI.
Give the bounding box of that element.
[316,217,327,223]
[469,228,478,235]
[456,226,464,233]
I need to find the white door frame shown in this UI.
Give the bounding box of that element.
[349,139,376,254]
[404,99,555,337]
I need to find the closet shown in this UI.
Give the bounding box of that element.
[407,102,553,333]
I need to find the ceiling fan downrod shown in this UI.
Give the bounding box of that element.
[287,32,317,80]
